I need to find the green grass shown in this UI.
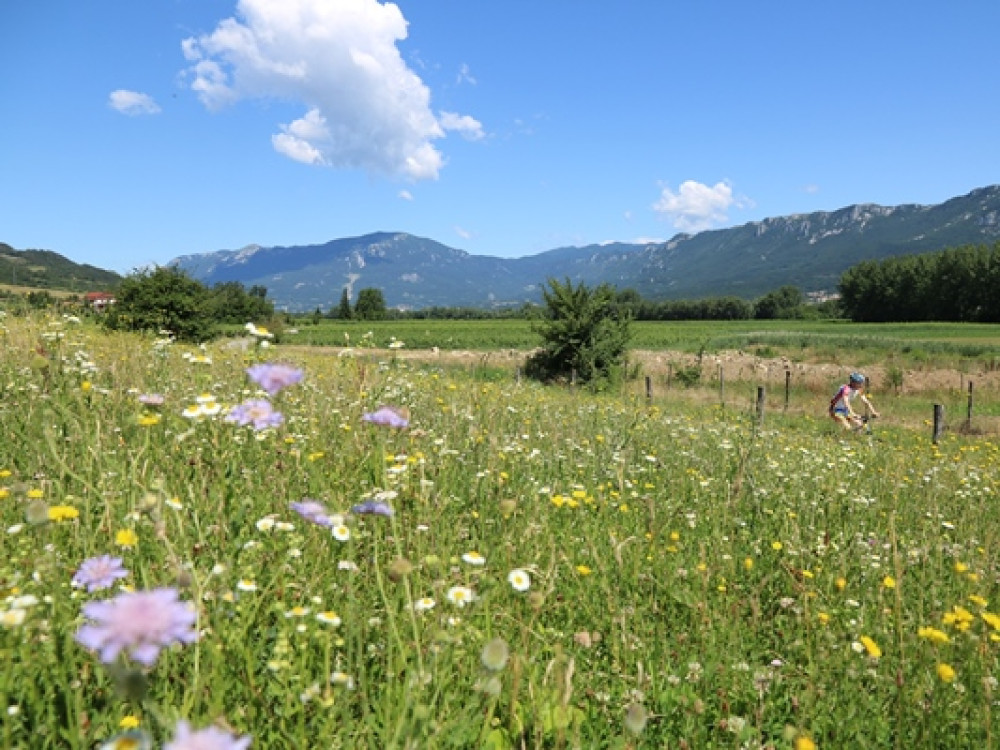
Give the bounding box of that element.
[2,313,1000,748]
[272,318,1000,363]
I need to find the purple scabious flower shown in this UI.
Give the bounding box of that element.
[75,588,198,666]
[350,500,395,518]
[225,399,284,430]
[289,500,333,527]
[138,393,165,408]
[72,554,129,592]
[361,406,409,429]
[164,720,252,750]
[246,363,304,396]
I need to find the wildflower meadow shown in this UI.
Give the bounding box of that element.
[1,313,999,748]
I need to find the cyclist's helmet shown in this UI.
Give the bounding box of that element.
[849,372,866,385]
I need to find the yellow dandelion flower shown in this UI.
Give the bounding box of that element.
[859,635,881,659]
[27,489,44,499]
[936,663,957,683]
[943,606,975,628]
[817,612,831,626]
[119,715,141,729]
[137,414,161,427]
[835,577,847,591]
[918,626,950,644]
[47,505,79,522]
[980,612,1000,631]
[795,737,817,750]
[969,594,988,608]
[81,380,92,392]
[0,488,9,500]
[575,565,593,576]
[882,576,896,589]
[743,557,754,571]
[0,470,11,478]
[771,541,783,551]
[954,561,969,573]
[116,528,139,547]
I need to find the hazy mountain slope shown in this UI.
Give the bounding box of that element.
[157,184,1000,311]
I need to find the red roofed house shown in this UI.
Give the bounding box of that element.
[85,291,116,312]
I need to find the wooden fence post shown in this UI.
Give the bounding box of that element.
[933,404,944,444]
[645,375,652,402]
[784,370,791,410]
[756,386,766,426]
[719,364,724,405]
[965,381,973,430]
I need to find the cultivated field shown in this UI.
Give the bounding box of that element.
[2,313,1000,748]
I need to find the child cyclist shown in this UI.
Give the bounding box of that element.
[830,372,880,431]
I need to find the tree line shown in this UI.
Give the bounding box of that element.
[838,241,1000,322]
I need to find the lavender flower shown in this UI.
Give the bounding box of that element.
[289,500,333,528]
[72,554,129,592]
[246,363,304,396]
[350,500,395,518]
[225,399,284,430]
[361,406,409,429]
[137,393,165,408]
[75,588,198,666]
[164,721,251,750]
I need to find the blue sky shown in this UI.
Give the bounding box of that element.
[2,1,998,274]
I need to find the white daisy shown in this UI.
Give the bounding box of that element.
[507,569,531,592]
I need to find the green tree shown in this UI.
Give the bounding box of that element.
[104,266,212,342]
[354,287,387,320]
[206,281,274,323]
[334,287,353,319]
[754,285,805,319]
[524,277,632,388]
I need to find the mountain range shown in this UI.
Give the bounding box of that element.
[169,186,1000,312]
[5,187,999,311]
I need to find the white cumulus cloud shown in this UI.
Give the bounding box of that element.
[181,0,481,180]
[108,89,161,116]
[439,111,484,141]
[653,180,746,232]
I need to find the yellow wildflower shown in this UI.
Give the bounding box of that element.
[47,505,79,522]
[917,626,950,644]
[859,636,881,659]
[575,565,593,576]
[119,715,141,729]
[981,612,1000,631]
[936,663,957,683]
[116,528,139,548]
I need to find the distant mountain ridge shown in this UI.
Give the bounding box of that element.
[170,186,1000,312]
[8,188,1000,311]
